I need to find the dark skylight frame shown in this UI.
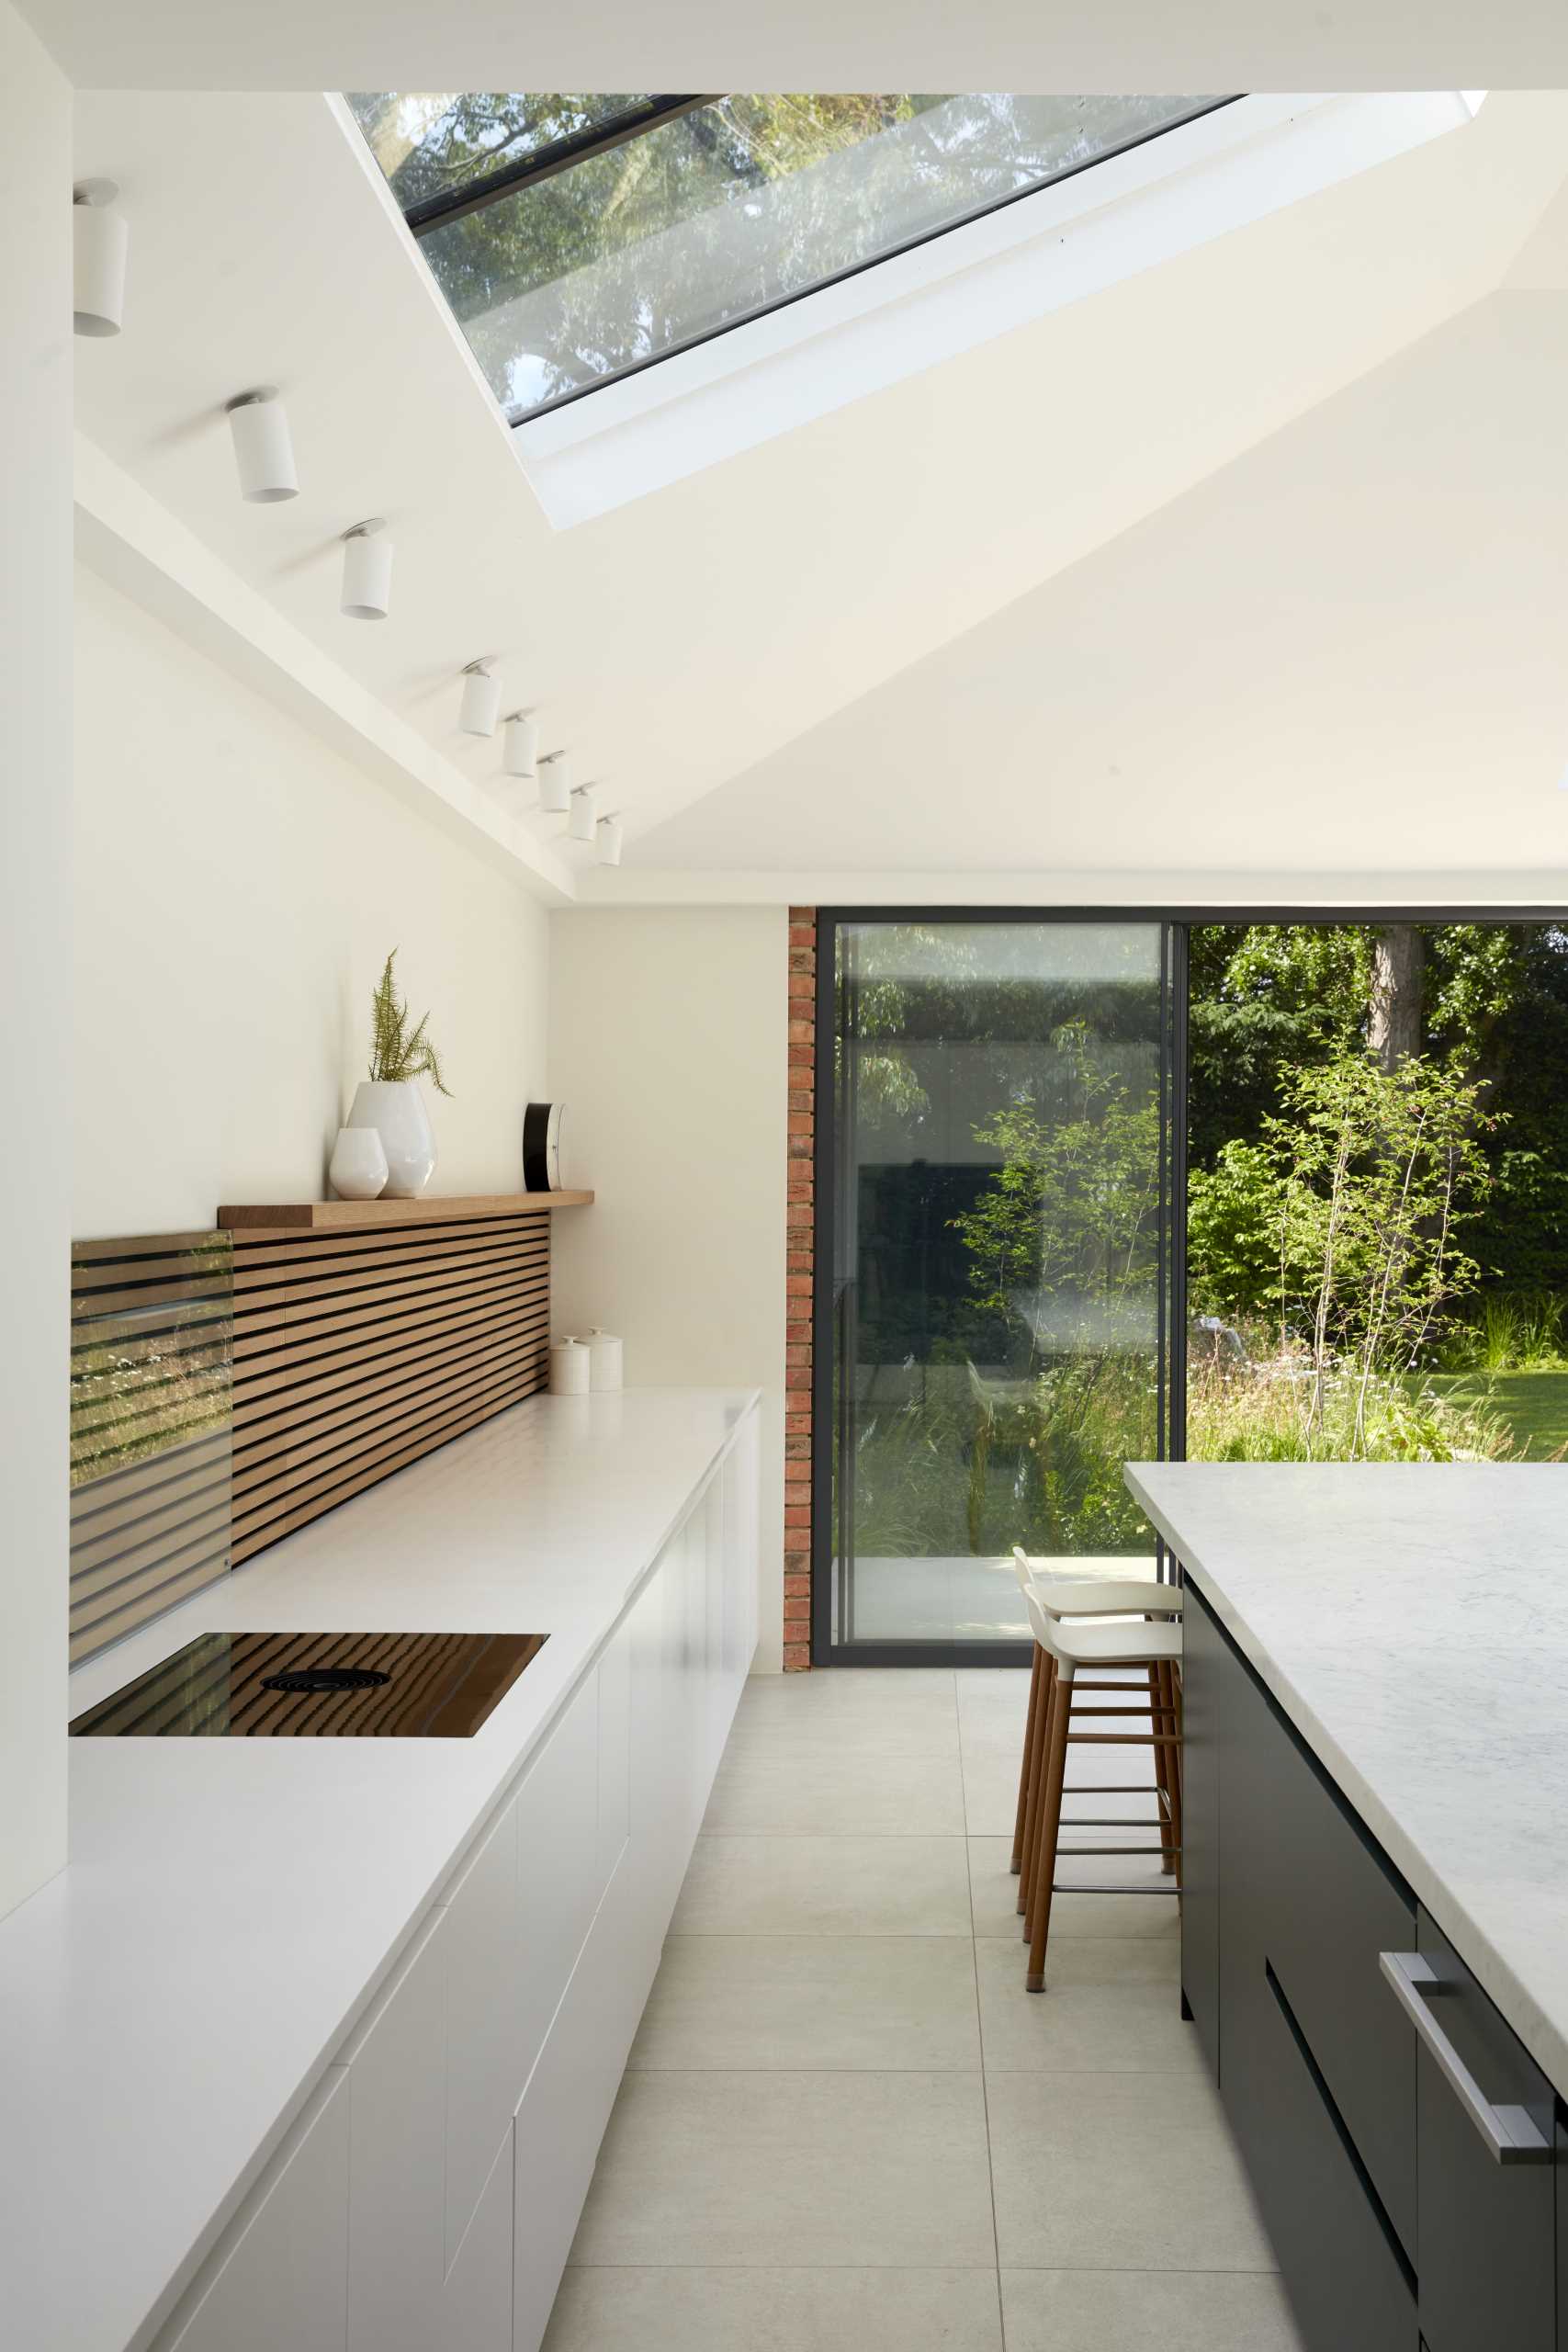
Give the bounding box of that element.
[350,92,1238,428]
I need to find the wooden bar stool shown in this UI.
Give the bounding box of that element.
[1010,1551,1182,1905]
[1021,1590,1183,1993]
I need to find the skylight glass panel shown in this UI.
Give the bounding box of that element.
[347,92,661,211]
[351,93,1227,423]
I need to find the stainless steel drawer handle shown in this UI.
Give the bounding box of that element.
[1379,1952,1551,2166]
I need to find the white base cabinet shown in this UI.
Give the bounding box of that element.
[343,1911,446,2352]
[443,2128,516,2352]
[163,2071,350,2352]
[152,1402,759,2352]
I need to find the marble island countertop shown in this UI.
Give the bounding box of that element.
[0,1386,760,2352]
[1126,1461,1568,2100]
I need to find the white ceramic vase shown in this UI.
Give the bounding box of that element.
[348,1080,436,1200]
[328,1125,389,1202]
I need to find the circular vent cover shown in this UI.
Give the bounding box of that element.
[260,1665,392,1694]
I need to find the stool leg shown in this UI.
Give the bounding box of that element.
[1026,1670,1073,1992]
[1020,1652,1055,1928]
[1149,1663,1176,1875]
[1010,1644,1043,1876]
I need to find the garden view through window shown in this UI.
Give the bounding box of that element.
[347,93,1226,420]
[827,921,1177,1657]
[823,916,1568,1660]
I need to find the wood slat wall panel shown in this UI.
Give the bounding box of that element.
[231,1377,540,1564]
[70,1238,233,1664]
[231,1288,547,1414]
[230,1216,551,1278]
[231,1257,548,1351]
[231,1324,548,1466]
[231,1356,544,1530]
[228,1210,552,1565]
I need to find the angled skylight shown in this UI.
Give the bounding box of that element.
[347,92,1230,423]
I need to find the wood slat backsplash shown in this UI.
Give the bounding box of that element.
[228,1210,552,1565]
[70,1232,234,1664]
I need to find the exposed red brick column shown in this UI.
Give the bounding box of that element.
[784,907,816,1669]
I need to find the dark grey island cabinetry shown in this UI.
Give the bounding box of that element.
[1181,1575,1562,2352]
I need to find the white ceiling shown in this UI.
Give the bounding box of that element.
[70,88,1568,899]
[636,289,1568,879]
[27,0,1568,92]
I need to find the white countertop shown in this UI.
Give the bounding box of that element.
[1127,1461,1568,2101]
[0,1387,758,2352]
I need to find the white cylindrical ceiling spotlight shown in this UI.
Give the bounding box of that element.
[595,812,624,867]
[504,710,539,780]
[226,388,298,503]
[537,752,570,814]
[569,785,598,842]
[340,518,392,619]
[459,659,501,738]
[73,180,127,337]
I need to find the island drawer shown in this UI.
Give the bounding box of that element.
[1403,1908,1556,2352]
[1226,1951,1416,2351]
[1190,1579,1418,2262]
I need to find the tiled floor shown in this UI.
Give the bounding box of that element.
[547,1668,1305,2352]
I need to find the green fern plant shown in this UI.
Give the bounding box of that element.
[367,950,452,1096]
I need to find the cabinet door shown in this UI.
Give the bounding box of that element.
[1210,1574,1416,2263]
[164,2070,350,2352]
[1230,1956,1416,2352]
[1411,1910,1555,2352]
[1178,1578,1222,2074]
[442,2125,514,2352]
[597,1623,631,1884]
[341,1909,446,2352]
[513,1856,642,2352]
[446,1797,521,2270]
[1217,1621,1416,2352]
[515,1669,603,2093]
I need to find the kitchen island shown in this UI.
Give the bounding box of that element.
[1127,1461,1568,2352]
[0,1387,761,2352]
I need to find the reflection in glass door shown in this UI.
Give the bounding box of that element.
[819,919,1181,1661]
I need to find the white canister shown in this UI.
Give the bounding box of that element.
[549,1336,591,1396]
[583,1328,623,1392]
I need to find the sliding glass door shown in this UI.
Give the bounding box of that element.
[818,918,1181,1662]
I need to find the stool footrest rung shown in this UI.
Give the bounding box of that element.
[1062,1815,1168,1827]
[1068,1732,1181,1745]
[1050,1882,1180,1897]
[1066,1784,1167,1795]
[1056,1844,1179,1857]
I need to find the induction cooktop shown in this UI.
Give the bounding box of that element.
[69,1630,548,1737]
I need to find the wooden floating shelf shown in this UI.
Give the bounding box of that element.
[218,1192,593,1233]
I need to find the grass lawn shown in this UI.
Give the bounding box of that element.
[1426,1371,1568,1460]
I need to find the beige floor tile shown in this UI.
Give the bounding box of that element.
[570,2070,997,2270]
[546,2267,1005,2352]
[975,1938,1198,2073]
[704,1746,966,1835]
[630,1935,981,2071]
[672,1834,974,1937]
[967,1838,1181,1940]
[733,1669,959,1757]
[958,1740,1029,1837]
[1001,2269,1303,2351]
[987,2071,1279,2272]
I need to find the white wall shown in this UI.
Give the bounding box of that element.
[0,0,70,1919]
[73,566,549,1236]
[547,910,788,1670]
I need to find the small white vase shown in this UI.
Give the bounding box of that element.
[329,1125,389,1202]
[348,1080,436,1200]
